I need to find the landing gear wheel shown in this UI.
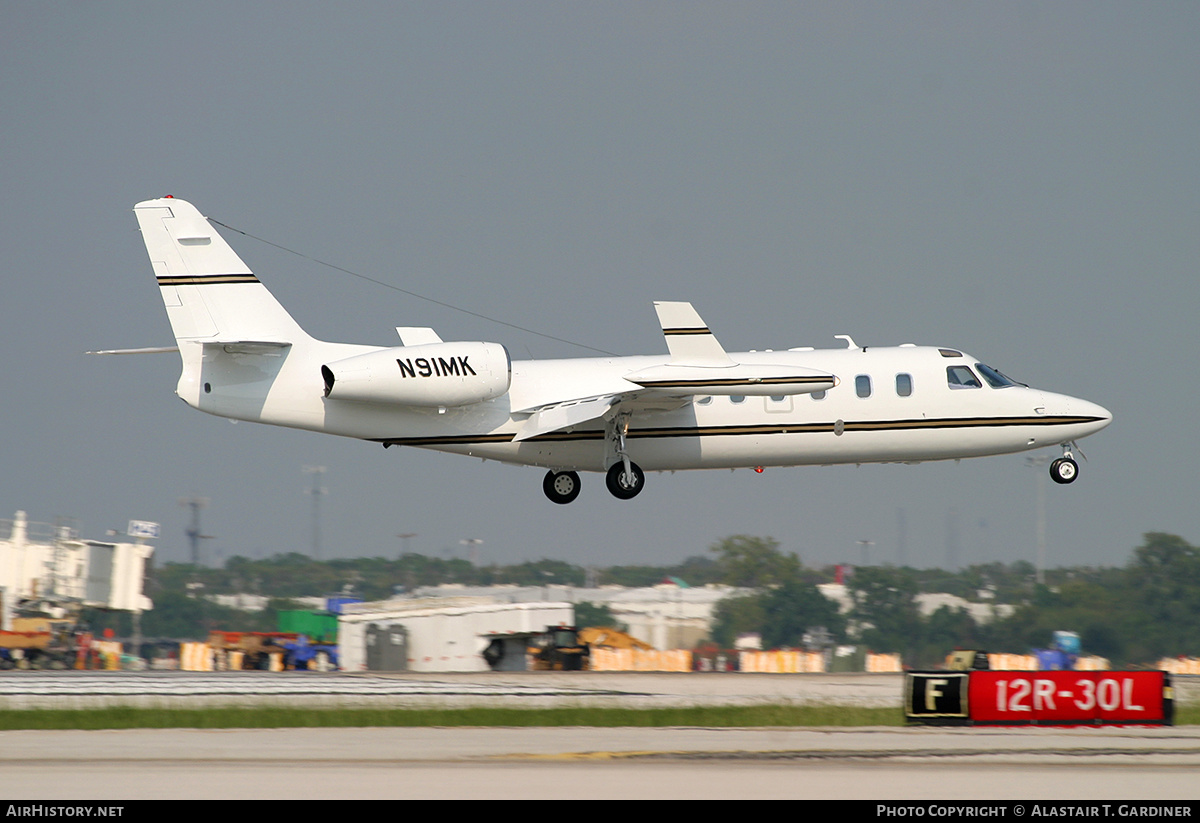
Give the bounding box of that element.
[1049,457,1078,485]
[543,470,581,504]
[605,461,645,500]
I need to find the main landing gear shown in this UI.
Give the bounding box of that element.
[542,470,581,505]
[604,409,644,500]
[542,410,646,504]
[541,463,646,504]
[605,461,645,500]
[1049,443,1080,485]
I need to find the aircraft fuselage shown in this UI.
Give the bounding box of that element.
[183,336,1109,473]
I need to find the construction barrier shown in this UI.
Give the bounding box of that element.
[1158,657,1200,675]
[866,652,903,673]
[738,650,826,673]
[180,642,214,671]
[589,647,692,672]
[987,653,1038,670]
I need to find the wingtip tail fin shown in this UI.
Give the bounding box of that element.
[653,301,733,365]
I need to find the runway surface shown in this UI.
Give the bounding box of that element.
[1,671,1196,799]
[0,669,907,709]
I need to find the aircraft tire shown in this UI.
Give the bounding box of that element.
[1049,457,1078,485]
[543,470,582,504]
[605,461,645,500]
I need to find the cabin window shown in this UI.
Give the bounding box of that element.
[696,396,713,405]
[811,390,826,400]
[855,375,872,398]
[730,395,746,404]
[896,373,913,397]
[947,366,982,389]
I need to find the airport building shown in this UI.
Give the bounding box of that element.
[0,510,154,628]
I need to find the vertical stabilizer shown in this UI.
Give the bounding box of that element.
[133,197,309,344]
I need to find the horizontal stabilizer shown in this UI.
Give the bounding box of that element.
[86,346,180,355]
[203,340,292,355]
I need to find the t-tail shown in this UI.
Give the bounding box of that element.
[133,196,315,415]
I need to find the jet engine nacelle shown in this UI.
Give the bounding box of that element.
[321,342,511,407]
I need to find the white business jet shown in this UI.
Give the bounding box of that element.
[110,196,1111,504]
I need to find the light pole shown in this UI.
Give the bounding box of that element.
[396,533,417,558]
[303,466,326,560]
[178,496,212,566]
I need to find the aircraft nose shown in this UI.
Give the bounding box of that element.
[1043,392,1112,436]
[1074,396,1113,429]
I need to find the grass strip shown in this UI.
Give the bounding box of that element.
[0,705,898,730]
[1,703,1194,730]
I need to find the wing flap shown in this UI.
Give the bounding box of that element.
[513,391,692,441]
[512,395,621,441]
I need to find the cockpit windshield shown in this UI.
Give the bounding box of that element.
[975,363,1026,388]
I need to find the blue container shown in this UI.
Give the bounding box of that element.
[325,597,362,614]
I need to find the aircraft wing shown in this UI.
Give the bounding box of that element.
[644,301,837,395]
[510,302,834,441]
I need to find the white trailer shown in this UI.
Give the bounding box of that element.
[338,598,573,672]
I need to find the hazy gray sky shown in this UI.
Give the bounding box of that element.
[2,3,1197,572]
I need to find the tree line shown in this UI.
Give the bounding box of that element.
[83,532,1200,667]
[708,533,1200,667]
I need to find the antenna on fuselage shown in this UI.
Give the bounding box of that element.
[834,334,861,350]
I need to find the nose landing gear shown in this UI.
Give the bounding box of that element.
[1049,443,1080,485]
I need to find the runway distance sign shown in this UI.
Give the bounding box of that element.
[969,670,1172,725]
[905,670,1172,726]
